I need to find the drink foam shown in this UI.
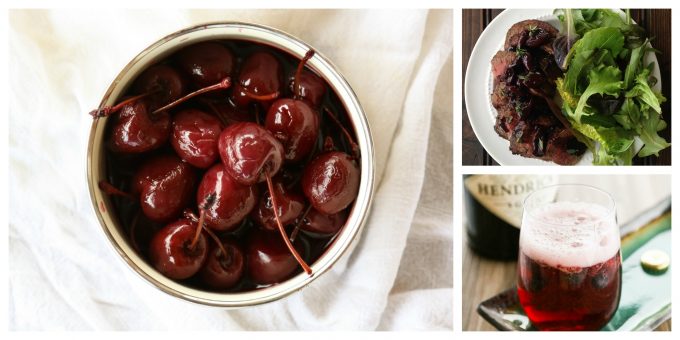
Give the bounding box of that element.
[520,201,619,268]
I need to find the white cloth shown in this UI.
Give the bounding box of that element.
[9,9,453,330]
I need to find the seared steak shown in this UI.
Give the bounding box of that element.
[489,18,585,165]
[504,19,559,50]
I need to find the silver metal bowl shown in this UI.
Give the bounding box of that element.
[86,22,375,307]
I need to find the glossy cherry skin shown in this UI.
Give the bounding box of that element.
[218,122,285,186]
[196,164,259,231]
[108,99,171,153]
[288,70,326,108]
[231,52,282,108]
[199,239,245,289]
[251,179,305,230]
[247,229,304,285]
[176,42,235,89]
[132,155,195,222]
[302,151,360,215]
[171,109,222,169]
[132,64,185,106]
[265,98,319,163]
[299,209,347,236]
[149,219,208,280]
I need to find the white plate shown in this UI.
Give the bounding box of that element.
[464,9,660,165]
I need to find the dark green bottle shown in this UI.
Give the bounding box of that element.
[464,174,556,260]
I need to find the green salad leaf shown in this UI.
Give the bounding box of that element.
[573,65,623,122]
[626,66,662,113]
[623,40,646,89]
[556,8,669,165]
[562,27,624,95]
[638,110,670,157]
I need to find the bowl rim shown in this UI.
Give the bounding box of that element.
[86,21,376,307]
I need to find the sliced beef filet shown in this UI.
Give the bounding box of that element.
[491,51,518,85]
[491,82,510,109]
[508,121,539,157]
[494,106,520,139]
[504,20,559,50]
[544,128,586,165]
[508,121,584,165]
[489,18,585,165]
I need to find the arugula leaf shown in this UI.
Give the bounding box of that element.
[614,97,639,130]
[562,104,634,155]
[562,9,629,36]
[625,67,664,113]
[563,27,625,95]
[592,9,628,31]
[573,65,623,122]
[623,40,646,89]
[618,144,635,165]
[596,126,635,154]
[638,109,671,157]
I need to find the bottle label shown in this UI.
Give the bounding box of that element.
[464,175,557,228]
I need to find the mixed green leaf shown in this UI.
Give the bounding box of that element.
[554,9,669,165]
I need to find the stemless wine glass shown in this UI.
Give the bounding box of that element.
[517,184,622,331]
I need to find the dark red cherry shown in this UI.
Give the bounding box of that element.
[247,229,305,285]
[218,122,285,185]
[108,99,171,153]
[176,42,234,89]
[231,52,282,108]
[265,98,319,162]
[302,151,360,215]
[132,64,185,106]
[132,155,195,222]
[199,238,244,289]
[299,209,347,236]
[288,70,326,108]
[264,50,319,162]
[126,212,164,256]
[251,179,305,230]
[196,164,258,231]
[171,109,222,168]
[149,219,208,280]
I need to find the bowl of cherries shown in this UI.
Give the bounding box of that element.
[86,22,374,307]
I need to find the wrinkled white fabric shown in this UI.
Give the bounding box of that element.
[9,9,453,330]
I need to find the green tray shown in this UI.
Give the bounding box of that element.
[477,198,672,331]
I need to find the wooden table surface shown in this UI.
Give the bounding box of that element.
[462,9,672,165]
[461,232,672,331]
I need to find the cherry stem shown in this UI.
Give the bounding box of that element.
[323,136,335,152]
[323,107,359,158]
[152,77,232,115]
[253,103,261,125]
[244,90,280,101]
[200,222,229,261]
[294,50,316,100]
[190,192,216,250]
[129,212,141,254]
[290,204,312,242]
[98,180,135,200]
[89,92,154,119]
[183,209,199,222]
[265,173,312,275]
[200,99,230,126]
[190,208,206,250]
